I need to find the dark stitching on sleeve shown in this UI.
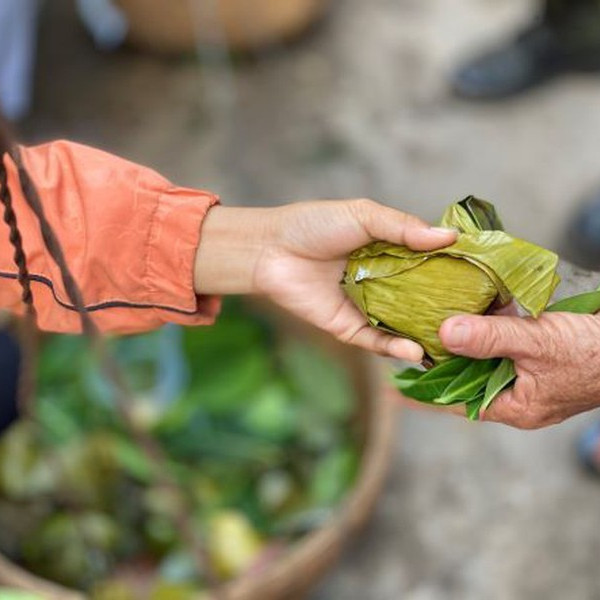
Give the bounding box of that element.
[0,270,200,316]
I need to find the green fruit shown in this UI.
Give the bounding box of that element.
[207,511,264,579]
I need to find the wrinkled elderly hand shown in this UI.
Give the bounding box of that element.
[439,311,600,429]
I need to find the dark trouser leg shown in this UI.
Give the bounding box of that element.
[544,0,600,53]
[452,0,600,98]
[545,0,600,23]
[0,330,20,434]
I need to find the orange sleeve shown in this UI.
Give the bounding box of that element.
[0,140,221,334]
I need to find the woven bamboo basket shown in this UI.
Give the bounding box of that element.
[115,0,332,54]
[0,305,396,600]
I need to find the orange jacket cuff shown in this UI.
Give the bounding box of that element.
[0,140,221,334]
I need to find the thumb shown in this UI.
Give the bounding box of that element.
[439,314,533,360]
[353,199,457,251]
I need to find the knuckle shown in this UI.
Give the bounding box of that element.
[527,314,569,360]
[528,327,554,359]
[336,329,354,345]
[337,324,363,346]
[402,215,429,233]
[473,322,501,355]
[349,198,380,230]
[514,412,543,430]
[379,337,394,357]
[352,198,377,215]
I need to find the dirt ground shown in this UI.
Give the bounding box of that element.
[22,0,600,598]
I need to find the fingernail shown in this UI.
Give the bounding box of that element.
[445,322,471,348]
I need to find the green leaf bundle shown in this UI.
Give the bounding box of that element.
[342,195,600,419]
[343,196,560,364]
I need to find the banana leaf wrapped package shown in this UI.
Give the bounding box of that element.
[342,196,560,364]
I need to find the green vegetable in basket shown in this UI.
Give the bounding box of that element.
[0,300,361,594]
[0,590,45,600]
[343,196,560,364]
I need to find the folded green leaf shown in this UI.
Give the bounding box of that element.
[394,368,426,389]
[465,394,486,421]
[481,358,516,414]
[436,359,499,405]
[546,290,600,314]
[440,196,504,233]
[395,356,472,402]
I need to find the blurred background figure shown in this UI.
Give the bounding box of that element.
[452,0,600,99]
[0,0,40,121]
[564,185,600,272]
[577,419,600,476]
[0,0,127,122]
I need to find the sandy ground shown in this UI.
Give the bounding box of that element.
[21,0,600,598]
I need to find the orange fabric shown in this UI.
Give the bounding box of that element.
[0,140,221,333]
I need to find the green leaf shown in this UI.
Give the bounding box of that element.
[440,196,504,233]
[113,437,155,483]
[91,579,137,600]
[395,357,472,402]
[281,341,355,421]
[150,582,199,600]
[394,368,424,388]
[0,590,45,600]
[436,358,500,405]
[481,358,516,413]
[242,382,297,442]
[465,394,486,421]
[460,196,505,231]
[309,447,359,507]
[546,290,600,314]
[0,423,57,501]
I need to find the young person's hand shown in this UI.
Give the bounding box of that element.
[194,199,456,361]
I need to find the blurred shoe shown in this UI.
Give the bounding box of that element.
[564,187,600,271]
[577,420,600,477]
[452,20,600,100]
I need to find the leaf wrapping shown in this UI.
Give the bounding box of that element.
[343,196,560,363]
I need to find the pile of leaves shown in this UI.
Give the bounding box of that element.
[0,301,360,598]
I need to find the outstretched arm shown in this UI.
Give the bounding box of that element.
[0,140,456,361]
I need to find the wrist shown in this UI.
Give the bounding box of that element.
[193,205,279,295]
